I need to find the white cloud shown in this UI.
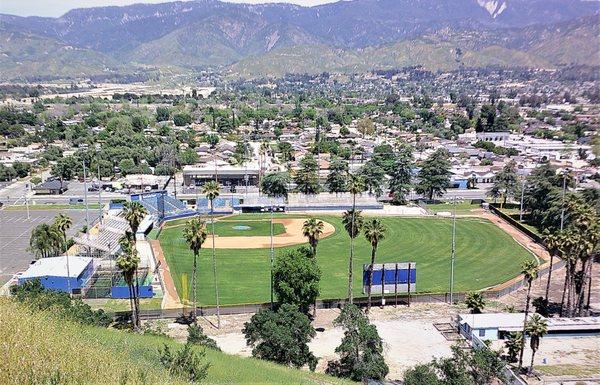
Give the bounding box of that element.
[0,0,340,18]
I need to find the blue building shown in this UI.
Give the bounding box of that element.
[18,256,95,294]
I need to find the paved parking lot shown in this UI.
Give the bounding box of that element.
[0,209,99,284]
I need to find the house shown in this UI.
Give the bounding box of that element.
[33,179,69,195]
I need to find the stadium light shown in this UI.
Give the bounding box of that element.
[449,196,457,304]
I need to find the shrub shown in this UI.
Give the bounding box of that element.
[159,343,210,383]
[187,324,220,351]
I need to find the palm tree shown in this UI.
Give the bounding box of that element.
[346,175,365,304]
[543,231,564,303]
[526,314,548,374]
[29,223,63,259]
[363,218,386,314]
[342,209,364,304]
[464,292,486,314]
[54,213,73,294]
[54,213,72,253]
[202,180,221,328]
[183,217,208,321]
[123,201,147,235]
[518,259,539,371]
[302,218,324,258]
[117,232,141,330]
[504,332,523,363]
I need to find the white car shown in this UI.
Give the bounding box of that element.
[8,272,24,286]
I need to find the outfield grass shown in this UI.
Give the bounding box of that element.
[165,219,285,237]
[159,214,535,306]
[426,202,482,215]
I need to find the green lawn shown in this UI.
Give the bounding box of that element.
[159,214,535,306]
[163,218,285,236]
[3,203,101,211]
[426,202,482,215]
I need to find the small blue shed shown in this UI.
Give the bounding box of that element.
[18,256,95,294]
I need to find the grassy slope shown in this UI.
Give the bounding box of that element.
[0,299,353,385]
[159,215,535,306]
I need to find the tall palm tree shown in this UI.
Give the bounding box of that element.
[342,209,364,304]
[518,259,539,371]
[183,217,208,321]
[123,201,147,236]
[54,213,73,294]
[543,231,564,303]
[302,218,324,258]
[117,232,141,330]
[54,213,72,253]
[363,218,386,314]
[526,314,548,374]
[202,180,222,328]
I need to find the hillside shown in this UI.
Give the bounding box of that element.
[0,299,353,385]
[0,22,123,81]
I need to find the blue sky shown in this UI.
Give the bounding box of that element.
[0,0,340,17]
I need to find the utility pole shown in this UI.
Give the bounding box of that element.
[449,196,457,304]
[270,196,274,310]
[97,164,102,225]
[83,160,91,257]
[560,170,568,231]
[519,176,526,222]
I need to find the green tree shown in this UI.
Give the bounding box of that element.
[388,144,413,204]
[464,292,486,314]
[518,260,539,371]
[243,304,317,370]
[183,217,208,319]
[358,161,385,197]
[156,107,171,122]
[325,157,348,194]
[273,247,321,315]
[404,364,441,385]
[342,208,364,304]
[202,180,221,328]
[294,154,320,194]
[302,218,324,258]
[260,172,290,199]
[117,232,141,331]
[29,223,63,259]
[159,343,209,383]
[357,118,375,136]
[504,332,523,363]
[344,174,366,302]
[416,149,451,200]
[326,304,388,381]
[492,160,519,206]
[173,112,193,127]
[525,314,548,374]
[363,219,386,313]
[187,324,219,350]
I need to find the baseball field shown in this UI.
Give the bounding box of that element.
[158,213,536,306]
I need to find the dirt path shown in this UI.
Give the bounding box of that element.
[206,218,335,249]
[149,240,181,309]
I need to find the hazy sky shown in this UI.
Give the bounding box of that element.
[0,0,340,17]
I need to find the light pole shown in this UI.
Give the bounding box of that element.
[269,196,274,310]
[449,196,457,304]
[519,176,526,222]
[83,160,91,257]
[560,169,568,231]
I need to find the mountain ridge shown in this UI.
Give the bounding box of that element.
[0,0,598,80]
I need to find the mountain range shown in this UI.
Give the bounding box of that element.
[0,0,598,80]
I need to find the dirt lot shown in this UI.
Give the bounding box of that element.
[163,303,459,380]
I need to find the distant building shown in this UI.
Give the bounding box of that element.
[33,179,69,195]
[18,256,95,294]
[183,163,260,192]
